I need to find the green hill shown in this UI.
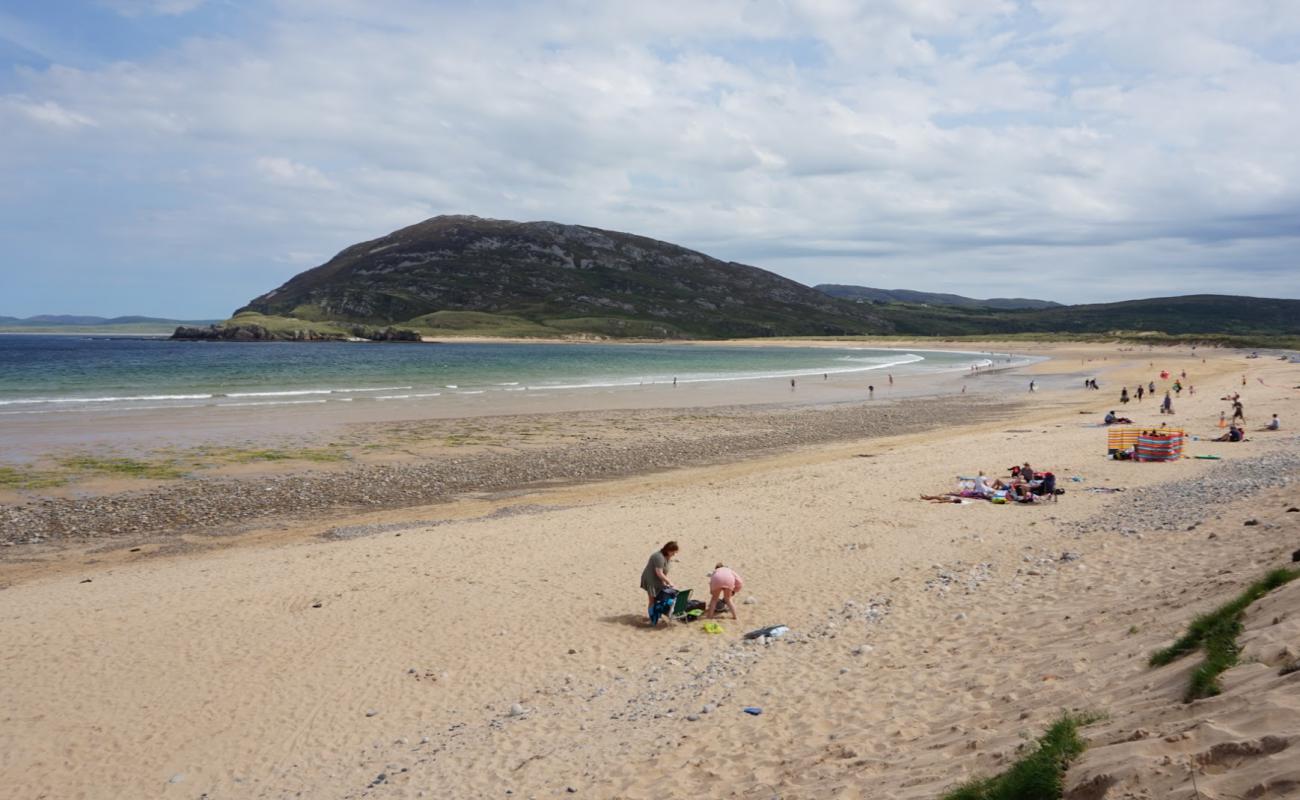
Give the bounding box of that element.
[816,284,1060,310]
[232,215,891,339]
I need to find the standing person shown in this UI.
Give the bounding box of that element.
[888,373,894,386]
[1120,388,1129,404]
[790,378,796,390]
[1029,381,1036,392]
[673,377,677,387]
[640,541,678,624]
[1148,381,1156,394]
[868,385,874,398]
[1136,385,1144,401]
[705,563,744,620]
[1161,391,1173,414]
[1232,400,1245,424]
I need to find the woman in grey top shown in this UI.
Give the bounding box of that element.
[641,541,678,621]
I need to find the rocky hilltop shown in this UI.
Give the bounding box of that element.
[231,215,890,339]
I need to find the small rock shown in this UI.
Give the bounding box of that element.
[365,709,379,717]
[168,774,185,784]
[742,596,757,605]
[509,703,527,717]
[686,714,701,722]
[1244,519,1259,526]
[851,645,874,656]
[954,612,968,621]
[701,704,715,714]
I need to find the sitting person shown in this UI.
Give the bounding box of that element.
[1261,413,1280,431]
[1104,411,1133,425]
[1212,425,1245,442]
[973,470,996,497]
[705,563,743,620]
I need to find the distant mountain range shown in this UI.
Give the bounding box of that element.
[815,284,1062,310]
[0,315,219,332]
[22,216,1297,344]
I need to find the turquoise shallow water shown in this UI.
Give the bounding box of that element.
[0,335,993,417]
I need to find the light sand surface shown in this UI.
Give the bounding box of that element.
[1,344,1297,799]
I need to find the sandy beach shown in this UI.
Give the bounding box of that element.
[2,342,1298,799]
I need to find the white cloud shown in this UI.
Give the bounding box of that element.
[2,96,97,129]
[3,0,1300,316]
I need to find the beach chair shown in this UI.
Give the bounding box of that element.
[670,588,693,618]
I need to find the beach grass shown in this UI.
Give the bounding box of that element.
[208,447,348,464]
[940,712,1101,800]
[1149,567,1299,701]
[0,466,68,490]
[57,455,186,481]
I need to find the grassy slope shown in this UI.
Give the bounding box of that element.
[941,713,1100,800]
[1149,567,1299,701]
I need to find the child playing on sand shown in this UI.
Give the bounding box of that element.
[706,563,744,620]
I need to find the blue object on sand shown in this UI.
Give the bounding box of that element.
[743,707,762,716]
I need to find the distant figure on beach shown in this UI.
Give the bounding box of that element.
[868,385,874,398]
[1136,385,1144,401]
[673,377,677,387]
[790,378,796,390]
[640,541,678,624]
[1262,413,1280,431]
[1028,381,1036,392]
[1232,400,1245,424]
[1120,388,1129,404]
[888,373,894,386]
[823,373,828,380]
[961,385,966,394]
[1213,425,1245,442]
[1148,381,1156,394]
[1161,391,1173,414]
[706,563,744,620]
[1242,375,1247,386]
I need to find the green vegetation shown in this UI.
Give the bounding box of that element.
[57,455,186,480]
[205,447,347,464]
[1149,568,1299,702]
[0,465,67,490]
[941,713,1101,800]
[404,310,556,338]
[225,311,352,336]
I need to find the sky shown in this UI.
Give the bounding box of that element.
[2,0,1299,318]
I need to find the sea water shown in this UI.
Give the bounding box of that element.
[0,335,1002,417]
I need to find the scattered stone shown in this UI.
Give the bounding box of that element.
[1244,519,1260,526]
[701,704,715,714]
[311,602,322,608]
[168,774,185,784]
[365,709,379,717]
[954,612,968,621]
[79,578,92,584]
[742,596,757,605]
[686,714,701,722]
[509,703,527,717]
[851,645,874,656]
[1059,552,1081,563]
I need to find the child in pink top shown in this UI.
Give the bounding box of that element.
[706,563,744,620]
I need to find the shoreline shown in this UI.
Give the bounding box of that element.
[0,393,1024,547]
[0,342,1296,798]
